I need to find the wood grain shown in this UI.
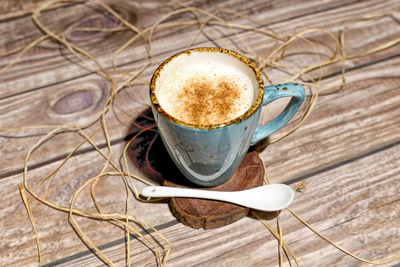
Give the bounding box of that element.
[48,143,400,266]
[0,0,70,21]
[262,57,400,183]
[0,0,377,99]
[0,142,175,266]
[1,0,399,179]
[1,55,399,266]
[1,0,400,266]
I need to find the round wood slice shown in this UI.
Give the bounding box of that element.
[126,108,264,229]
[163,151,264,229]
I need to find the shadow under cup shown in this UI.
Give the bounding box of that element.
[149,47,303,187]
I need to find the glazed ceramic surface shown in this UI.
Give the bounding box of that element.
[150,48,305,186]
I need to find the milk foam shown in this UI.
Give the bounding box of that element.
[155,51,257,125]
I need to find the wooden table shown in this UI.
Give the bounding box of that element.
[1,0,400,266]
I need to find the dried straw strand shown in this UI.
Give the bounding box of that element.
[288,208,400,265]
[19,185,42,267]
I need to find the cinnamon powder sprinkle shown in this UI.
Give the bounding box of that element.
[176,75,244,125]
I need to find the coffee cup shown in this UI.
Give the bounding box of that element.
[149,47,305,186]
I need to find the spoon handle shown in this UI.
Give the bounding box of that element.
[142,186,237,203]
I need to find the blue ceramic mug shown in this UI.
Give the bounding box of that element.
[150,47,305,186]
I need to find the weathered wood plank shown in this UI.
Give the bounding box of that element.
[0,0,374,99]
[1,55,399,266]
[1,0,400,266]
[261,56,400,183]
[1,3,399,178]
[0,142,175,266]
[0,0,65,21]
[1,54,399,182]
[48,143,400,266]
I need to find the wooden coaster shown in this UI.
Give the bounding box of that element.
[126,108,264,229]
[163,151,264,229]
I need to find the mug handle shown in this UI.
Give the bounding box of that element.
[251,82,305,144]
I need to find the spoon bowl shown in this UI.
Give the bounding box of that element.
[141,183,294,212]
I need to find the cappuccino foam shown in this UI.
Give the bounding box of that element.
[155,51,257,125]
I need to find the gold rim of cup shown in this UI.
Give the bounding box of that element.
[149,47,265,130]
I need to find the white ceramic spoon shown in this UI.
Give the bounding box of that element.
[141,184,294,211]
